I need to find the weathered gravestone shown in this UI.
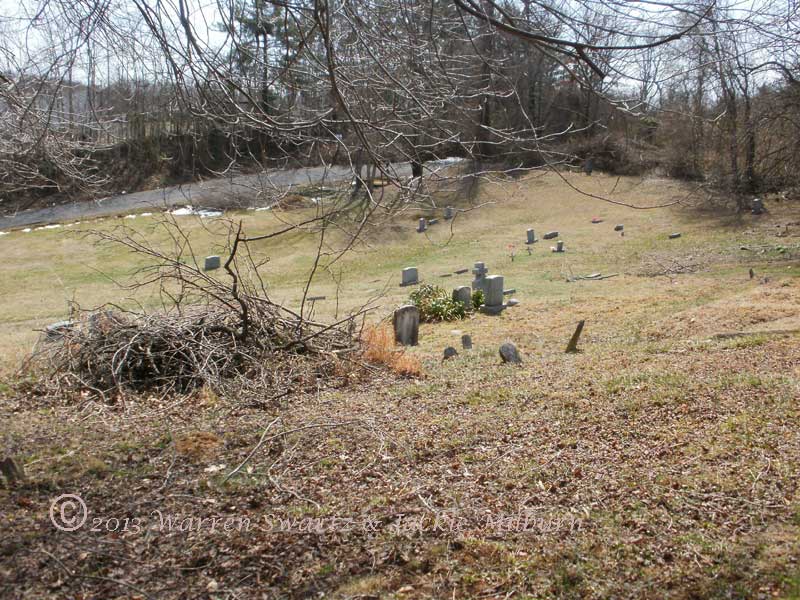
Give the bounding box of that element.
[584,158,594,175]
[614,224,624,232]
[499,342,522,364]
[669,232,682,239]
[543,231,559,240]
[552,240,565,253]
[443,346,458,360]
[480,275,505,315]
[393,305,419,346]
[472,261,489,293]
[461,334,472,349]
[444,207,455,220]
[417,218,427,233]
[752,198,764,215]
[204,255,221,271]
[452,286,472,310]
[401,267,419,287]
[526,229,536,245]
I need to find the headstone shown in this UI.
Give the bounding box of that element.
[507,298,520,307]
[543,231,559,240]
[552,240,565,253]
[428,218,439,225]
[614,224,624,232]
[584,158,594,176]
[452,286,472,310]
[591,217,603,224]
[526,229,536,244]
[480,275,505,314]
[439,273,453,278]
[669,233,682,239]
[444,207,454,220]
[401,267,419,287]
[752,198,764,215]
[461,334,472,349]
[472,261,489,293]
[454,268,469,275]
[443,346,458,360]
[503,288,516,295]
[417,218,427,233]
[393,305,419,346]
[499,342,522,364]
[204,255,221,271]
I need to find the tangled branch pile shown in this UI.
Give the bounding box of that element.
[37,305,358,401]
[27,219,366,402]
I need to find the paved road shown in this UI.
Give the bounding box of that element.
[0,162,413,230]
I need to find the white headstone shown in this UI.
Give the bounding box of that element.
[483,275,503,309]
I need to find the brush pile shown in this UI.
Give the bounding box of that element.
[24,219,368,402]
[32,300,360,401]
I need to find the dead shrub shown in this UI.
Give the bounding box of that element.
[175,431,222,461]
[361,324,423,378]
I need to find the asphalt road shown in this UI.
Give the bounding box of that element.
[0,162,414,230]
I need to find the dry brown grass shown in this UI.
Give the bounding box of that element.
[174,431,222,461]
[361,324,423,378]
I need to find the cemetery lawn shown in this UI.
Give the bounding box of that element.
[2,171,800,598]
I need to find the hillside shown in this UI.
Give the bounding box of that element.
[1,171,799,598]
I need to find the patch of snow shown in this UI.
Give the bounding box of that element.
[0,231,8,236]
[23,228,32,233]
[429,156,466,166]
[170,205,223,218]
[141,212,153,217]
[35,224,62,230]
[124,214,137,219]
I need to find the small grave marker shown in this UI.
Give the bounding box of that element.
[204,255,221,271]
[444,207,454,220]
[543,231,559,240]
[417,218,427,233]
[499,342,522,364]
[443,346,458,360]
[614,224,624,232]
[669,232,682,239]
[452,286,472,310]
[526,229,536,244]
[461,334,472,349]
[401,267,419,287]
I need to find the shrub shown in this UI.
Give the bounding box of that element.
[409,284,466,322]
[471,289,485,311]
[361,325,423,378]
